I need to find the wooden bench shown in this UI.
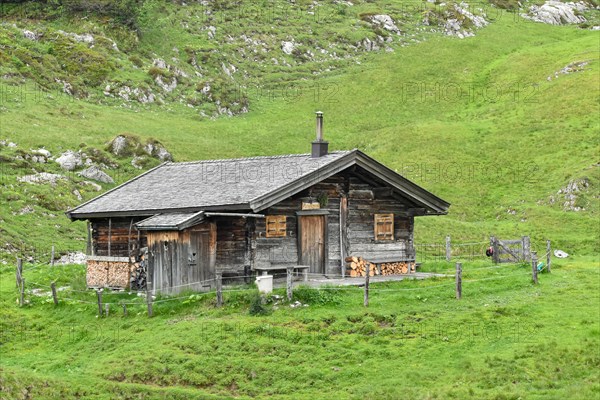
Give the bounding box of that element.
[253,262,309,282]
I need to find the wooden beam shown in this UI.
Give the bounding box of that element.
[108,218,112,257]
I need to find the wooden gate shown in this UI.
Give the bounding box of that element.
[490,236,531,263]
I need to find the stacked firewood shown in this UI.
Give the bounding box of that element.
[345,257,416,277]
[345,256,378,277]
[379,262,415,275]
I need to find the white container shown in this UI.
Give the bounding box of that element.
[255,275,273,294]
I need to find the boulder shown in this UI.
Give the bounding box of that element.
[281,41,296,55]
[522,1,588,25]
[78,166,114,184]
[32,148,52,158]
[108,135,139,157]
[22,30,38,41]
[56,150,83,171]
[371,15,401,34]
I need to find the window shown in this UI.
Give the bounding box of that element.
[374,214,394,241]
[266,215,286,238]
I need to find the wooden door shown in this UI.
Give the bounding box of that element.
[189,223,216,289]
[299,215,326,274]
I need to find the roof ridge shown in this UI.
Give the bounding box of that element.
[163,150,351,166]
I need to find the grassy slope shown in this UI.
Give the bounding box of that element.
[1,15,598,256]
[0,4,599,399]
[0,258,598,399]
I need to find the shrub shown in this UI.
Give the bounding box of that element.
[248,293,270,316]
[128,55,144,68]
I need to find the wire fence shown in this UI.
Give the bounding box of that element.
[9,235,553,314]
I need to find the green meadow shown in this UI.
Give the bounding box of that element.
[0,0,599,398]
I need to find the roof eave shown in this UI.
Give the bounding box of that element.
[68,204,250,221]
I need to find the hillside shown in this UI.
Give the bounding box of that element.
[0,1,599,399]
[1,1,598,262]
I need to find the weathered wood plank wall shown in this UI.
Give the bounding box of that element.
[91,217,148,257]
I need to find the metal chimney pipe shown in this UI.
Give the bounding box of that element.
[316,111,323,141]
[311,111,328,158]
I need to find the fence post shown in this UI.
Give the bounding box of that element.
[522,236,531,262]
[215,272,223,307]
[546,240,551,273]
[531,251,538,284]
[490,237,499,264]
[146,280,153,317]
[50,245,55,267]
[364,263,370,307]
[96,290,103,317]
[51,281,58,306]
[105,303,110,317]
[122,304,128,317]
[16,257,23,289]
[455,262,462,300]
[286,267,293,301]
[445,236,451,262]
[19,278,25,307]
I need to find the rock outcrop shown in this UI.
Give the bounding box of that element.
[521,1,588,25]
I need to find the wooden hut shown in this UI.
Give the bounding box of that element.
[67,113,450,294]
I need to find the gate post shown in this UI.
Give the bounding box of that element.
[546,240,551,273]
[522,236,531,262]
[490,237,499,264]
[531,251,538,284]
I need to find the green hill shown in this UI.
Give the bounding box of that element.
[0,1,599,399]
[1,1,598,259]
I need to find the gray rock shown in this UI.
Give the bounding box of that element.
[18,172,65,185]
[372,14,401,34]
[80,181,102,191]
[131,156,146,169]
[23,30,38,41]
[55,252,86,265]
[522,1,588,25]
[72,189,83,201]
[281,41,296,55]
[78,166,114,184]
[144,142,173,161]
[108,135,134,156]
[156,147,173,162]
[207,26,216,39]
[153,58,167,69]
[56,150,83,171]
[155,75,178,92]
[32,148,51,158]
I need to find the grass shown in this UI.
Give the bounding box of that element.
[0,3,599,398]
[1,13,598,258]
[0,256,598,399]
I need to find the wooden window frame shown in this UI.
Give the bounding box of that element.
[266,215,287,238]
[374,213,394,241]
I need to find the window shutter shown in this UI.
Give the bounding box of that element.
[374,214,394,241]
[266,215,286,238]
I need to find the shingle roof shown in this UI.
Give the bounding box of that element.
[67,149,450,219]
[135,211,205,231]
[67,151,354,218]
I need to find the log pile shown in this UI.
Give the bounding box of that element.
[345,256,378,277]
[87,259,137,289]
[379,262,416,276]
[345,257,416,277]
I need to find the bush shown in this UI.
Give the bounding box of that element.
[248,293,270,316]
